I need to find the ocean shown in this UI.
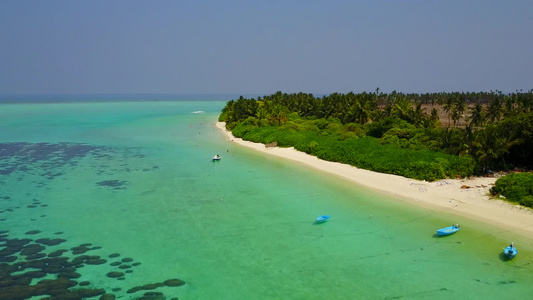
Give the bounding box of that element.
[0,97,532,299]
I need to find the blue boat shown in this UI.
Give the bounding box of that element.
[437,224,460,236]
[504,242,518,259]
[316,215,331,223]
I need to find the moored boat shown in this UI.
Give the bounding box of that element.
[504,242,518,259]
[212,154,221,161]
[437,224,460,236]
[316,215,331,223]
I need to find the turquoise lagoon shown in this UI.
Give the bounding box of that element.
[0,99,532,299]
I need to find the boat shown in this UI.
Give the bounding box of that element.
[437,224,460,236]
[316,215,331,223]
[504,242,518,259]
[212,154,221,161]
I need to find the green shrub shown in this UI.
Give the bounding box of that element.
[519,195,533,208]
[232,122,257,138]
[367,117,413,138]
[491,173,533,208]
[227,116,477,181]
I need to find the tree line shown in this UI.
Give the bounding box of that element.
[219,90,533,179]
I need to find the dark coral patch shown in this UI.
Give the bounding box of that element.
[126,280,184,294]
[36,238,67,246]
[0,142,100,176]
[26,253,47,260]
[100,294,117,300]
[57,271,82,279]
[21,243,46,256]
[48,249,68,257]
[76,288,106,298]
[164,279,186,287]
[5,238,32,249]
[71,255,105,266]
[0,256,17,263]
[25,230,41,235]
[106,272,124,278]
[96,180,128,190]
[85,258,107,265]
[0,141,185,299]
[71,244,93,255]
[138,292,165,300]
[24,270,47,279]
[78,281,91,286]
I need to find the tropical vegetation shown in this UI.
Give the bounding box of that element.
[491,173,533,208]
[218,90,533,182]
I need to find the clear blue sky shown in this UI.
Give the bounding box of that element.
[1,0,531,95]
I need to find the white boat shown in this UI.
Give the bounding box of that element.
[212,154,221,161]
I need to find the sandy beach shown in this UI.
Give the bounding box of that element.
[216,122,533,241]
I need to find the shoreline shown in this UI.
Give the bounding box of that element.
[215,122,533,241]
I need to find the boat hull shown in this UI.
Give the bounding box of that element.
[504,246,518,259]
[316,215,330,223]
[437,226,460,236]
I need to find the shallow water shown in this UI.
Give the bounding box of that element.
[0,99,532,299]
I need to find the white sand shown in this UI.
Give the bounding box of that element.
[216,122,533,240]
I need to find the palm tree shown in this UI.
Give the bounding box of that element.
[391,96,413,123]
[454,94,466,127]
[468,103,485,129]
[359,102,373,125]
[516,91,533,112]
[486,98,502,124]
[256,107,268,120]
[429,108,440,127]
[459,126,475,157]
[472,126,520,170]
[503,94,516,117]
[269,105,288,125]
[409,101,425,127]
[442,96,454,128]
[451,105,460,128]
[472,130,498,170]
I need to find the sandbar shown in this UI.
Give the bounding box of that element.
[215,122,533,241]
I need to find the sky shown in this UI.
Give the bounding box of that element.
[0,0,532,96]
